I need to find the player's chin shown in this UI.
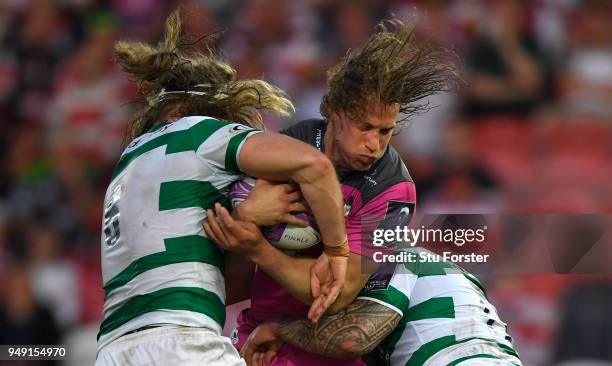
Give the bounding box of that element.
[351,161,374,171]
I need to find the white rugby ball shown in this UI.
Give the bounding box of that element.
[229,178,321,250]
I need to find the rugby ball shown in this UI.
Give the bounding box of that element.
[229,178,321,250]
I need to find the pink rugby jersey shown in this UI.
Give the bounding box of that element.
[235,119,416,366]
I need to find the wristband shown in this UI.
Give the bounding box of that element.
[323,239,350,257]
[326,235,348,247]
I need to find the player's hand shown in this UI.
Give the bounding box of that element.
[236,179,308,227]
[203,203,267,258]
[308,253,347,323]
[240,321,284,366]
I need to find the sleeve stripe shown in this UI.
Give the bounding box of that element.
[357,285,409,317]
[356,296,404,317]
[224,130,261,174]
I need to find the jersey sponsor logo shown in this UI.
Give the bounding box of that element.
[364,173,378,186]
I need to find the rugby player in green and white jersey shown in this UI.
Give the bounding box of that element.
[96,10,349,366]
[242,247,522,366]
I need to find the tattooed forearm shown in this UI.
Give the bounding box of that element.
[277,299,401,358]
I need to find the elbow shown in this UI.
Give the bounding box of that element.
[294,152,334,184]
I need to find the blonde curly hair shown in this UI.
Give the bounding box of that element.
[115,9,294,140]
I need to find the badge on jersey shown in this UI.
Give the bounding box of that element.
[372,200,415,248]
[374,201,415,248]
[362,264,395,291]
[378,201,414,228]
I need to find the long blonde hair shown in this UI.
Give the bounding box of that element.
[115,9,294,139]
[320,18,457,127]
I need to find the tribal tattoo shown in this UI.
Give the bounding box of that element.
[277,299,401,358]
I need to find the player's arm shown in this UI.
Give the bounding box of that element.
[315,181,417,317]
[246,243,370,310]
[206,181,415,321]
[224,251,254,305]
[205,204,319,305]
[239,132,352,313]
[238,132,346,249]
[205,201,367,309]
[199,123,344,248]
[241,299,401,361]
[249,179,417,316]
[202,124,347,311]
[280,299,400,357]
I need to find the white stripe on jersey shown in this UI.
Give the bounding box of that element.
[103,262,225,317]
[356,296,405,318]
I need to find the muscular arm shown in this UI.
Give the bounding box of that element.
[239,133,345,248]
[246,179,412,311]
[277,299,401,358]
[232,137,414,314]
[249,246,371,307]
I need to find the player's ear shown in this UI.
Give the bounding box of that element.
[329,112,345,133]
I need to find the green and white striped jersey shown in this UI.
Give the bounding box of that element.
[97,116,260,351]
[358,248,521,366]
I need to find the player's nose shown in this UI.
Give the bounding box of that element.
[365,132,381,153]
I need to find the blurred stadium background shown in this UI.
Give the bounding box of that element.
[0,0,611,365]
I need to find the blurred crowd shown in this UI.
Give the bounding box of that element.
[0,0,610,365]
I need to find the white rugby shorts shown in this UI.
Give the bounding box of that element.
[425,338,522,366]
[96,326,245,366]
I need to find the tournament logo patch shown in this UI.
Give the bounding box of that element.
[363,271,393,291]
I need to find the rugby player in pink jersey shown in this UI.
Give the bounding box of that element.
[204,19,456,366]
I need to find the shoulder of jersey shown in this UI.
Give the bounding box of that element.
[381,145,412,183]
[280,118,325,143]
[124,116,248,153]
